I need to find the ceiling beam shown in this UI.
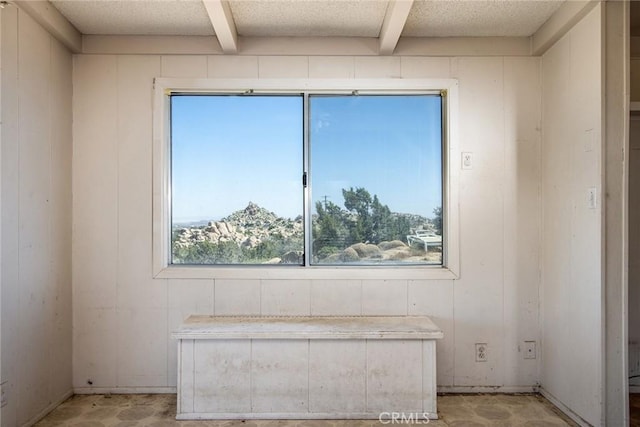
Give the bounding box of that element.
[14,0,82,53]
[531,0,598,56]
[379,0,414,55]
[203,0,238,54]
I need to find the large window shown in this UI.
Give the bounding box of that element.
[170,92,443,267]
[153,79,459,278]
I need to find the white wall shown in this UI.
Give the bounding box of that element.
[0,6,73,427]
[72,52,543,394]
[540,4,603,426]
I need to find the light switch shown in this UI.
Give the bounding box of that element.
[584,129,594,152]
[588,187,597,209]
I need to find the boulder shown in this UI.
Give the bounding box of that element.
[350,243,382,259]
[244,201,260,216]
[316,249,358,263]
[242,236,260,248]
[341,247,360,262]
[323,253,342,263]
[216,222,228,235]
[378,240,407,250]
[384,247,411,260]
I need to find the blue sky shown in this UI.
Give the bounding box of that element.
[310,95,442,218]
[171,94,442,223]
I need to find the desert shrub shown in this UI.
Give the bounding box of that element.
[173,240,242,264]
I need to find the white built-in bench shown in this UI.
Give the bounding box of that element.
[172,315,443,420]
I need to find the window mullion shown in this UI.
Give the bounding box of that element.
[303,92,311,267]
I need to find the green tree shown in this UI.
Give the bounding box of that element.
[389,213,411,242]
[312,187,418,260]
[342,187,402,244]
[343,187,373,244]
[432,206,443,236]
[313,200,348,256]
[371,195,393,242]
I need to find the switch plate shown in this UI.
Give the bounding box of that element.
[588,187,597,209]
[584,128,594,152]
[462,152,473,170]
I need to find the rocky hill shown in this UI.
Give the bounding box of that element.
[173,202,303,250]
[173,202,441,265]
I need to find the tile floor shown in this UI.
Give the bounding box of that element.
[34,393,578,426]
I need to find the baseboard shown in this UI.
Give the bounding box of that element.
[21,389,74,427]
[73,386,177,394]
[76,385,537,395]
[437,385,538,393]
[177,412,438,420]
[539,387,593,427]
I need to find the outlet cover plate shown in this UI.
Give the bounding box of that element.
[475,343,487,362]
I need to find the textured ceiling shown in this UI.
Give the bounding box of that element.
[403,0,564,37]
[51,0,215,36]
[49,0,565,39]
[229,0,389,37]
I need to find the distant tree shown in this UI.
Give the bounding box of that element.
[342,187,405,244]
[312,187,422,260]
[371,195,393,242]
[432,206,443,236]
[313,200,348,256]
[343,187,373,244]
[389,214,411,242]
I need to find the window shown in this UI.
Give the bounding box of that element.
[309,95,443,266]
[171,95,304,265]
[153,79,459,279]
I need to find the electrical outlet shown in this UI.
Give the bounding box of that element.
[523,341,536,360]
[462,152,473,170]
[475,343,487,362]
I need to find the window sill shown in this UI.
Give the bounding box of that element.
[153,264,459,281]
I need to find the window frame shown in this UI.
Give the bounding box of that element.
[153,78,460,280]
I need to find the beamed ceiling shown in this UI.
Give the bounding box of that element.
[47,0,566,54]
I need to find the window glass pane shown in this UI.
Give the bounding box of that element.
[171,95,304,265]
[310,95,443,265]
